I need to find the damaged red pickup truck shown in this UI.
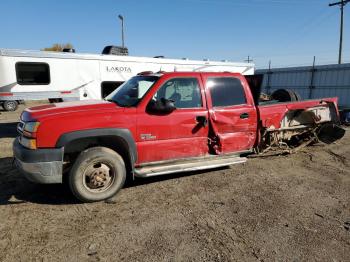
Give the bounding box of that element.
[13,72,345,202]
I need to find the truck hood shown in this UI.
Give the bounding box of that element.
[21,100,119,121]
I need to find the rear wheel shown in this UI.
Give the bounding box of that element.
[2,100,18,111]
[68,147,126,202]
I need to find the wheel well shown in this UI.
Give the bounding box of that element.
[63,136,133,175]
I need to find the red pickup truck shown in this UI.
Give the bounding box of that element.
[13,72,345,202]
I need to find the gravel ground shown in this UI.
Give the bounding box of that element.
[0,102,349,262]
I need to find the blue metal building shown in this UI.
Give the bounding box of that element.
[256,63,350,109]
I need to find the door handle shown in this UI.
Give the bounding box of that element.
[240,112,249,119]
[196,115,208,127]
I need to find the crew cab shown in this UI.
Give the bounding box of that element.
[13,72,345,202]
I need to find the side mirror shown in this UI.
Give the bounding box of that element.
[147,98,176,114]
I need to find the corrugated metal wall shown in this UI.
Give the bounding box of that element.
[256,63,350,108]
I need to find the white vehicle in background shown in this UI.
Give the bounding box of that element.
[0,46,255,111]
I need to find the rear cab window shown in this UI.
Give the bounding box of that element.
[206,77,246,107]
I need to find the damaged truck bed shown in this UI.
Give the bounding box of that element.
[254,99,345,156]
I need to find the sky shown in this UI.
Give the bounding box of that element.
[1,0,349,68]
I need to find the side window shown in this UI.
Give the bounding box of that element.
[207,77,246,107]
[155,78,202,108]
[16,62,50,85]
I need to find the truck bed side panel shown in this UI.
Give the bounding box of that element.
[257,97,338,129]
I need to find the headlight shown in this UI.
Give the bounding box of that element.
[20,136,37,149]
[24,122,40,133]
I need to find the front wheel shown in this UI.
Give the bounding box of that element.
[68,147,126,202]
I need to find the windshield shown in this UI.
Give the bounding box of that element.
[105,75,159,107]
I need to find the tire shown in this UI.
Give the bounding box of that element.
[271,89,297,102]
[68,147,126,202]
[3,100,18,111]
[292,91,301,101]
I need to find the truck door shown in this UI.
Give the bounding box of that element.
[136,76,209,164]
[203,75,258,153]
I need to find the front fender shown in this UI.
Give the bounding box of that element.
[56,128,137,165]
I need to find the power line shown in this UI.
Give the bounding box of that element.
[329,0,350,64]
[251,9,338,60]
[183,0,322,7]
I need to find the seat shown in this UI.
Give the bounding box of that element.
[169,92,182,107]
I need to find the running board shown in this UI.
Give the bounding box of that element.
[134,156,247,178]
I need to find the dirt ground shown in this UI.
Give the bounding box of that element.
[0,102,349,262]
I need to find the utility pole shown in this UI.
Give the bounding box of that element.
[329,0,349,64]
[245,55,253,63]
[266,60,272,94]
[118,14,125,48]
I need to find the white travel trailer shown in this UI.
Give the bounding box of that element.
[0,48,255,111]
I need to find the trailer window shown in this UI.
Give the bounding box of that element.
[105,75,159,107]
[16,62,50,85]
[207,77,246,107]
[101,81,124,98]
